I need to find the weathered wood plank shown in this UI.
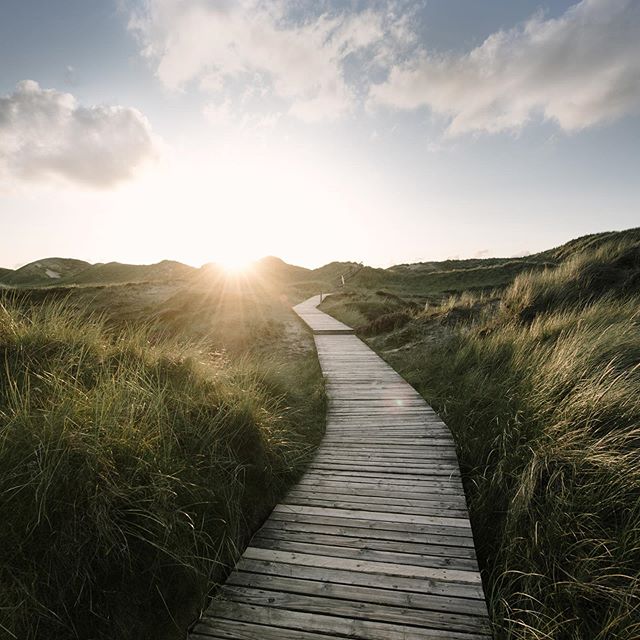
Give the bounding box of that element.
[309,462,460,480]
[295,478,465,494]
[259,519,477,548]
[281,496,470,518]
[269,509,475,541]
[286,487,468,507]
[225,572,488,617]
[219,586,491,634]
[249,537,479,571]
[242,547,482,584]
[255,527,478,558]
[192,619,342,639]
[201,601,490,639]
[235,557,486,600]
[273,504,471,528]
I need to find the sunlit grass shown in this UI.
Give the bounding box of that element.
[0,295,325,640]
[398,296,640,640]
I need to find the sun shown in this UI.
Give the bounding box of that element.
[217,254,255,274]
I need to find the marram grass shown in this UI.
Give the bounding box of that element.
[0,297,324,640]
[391,297,640,638]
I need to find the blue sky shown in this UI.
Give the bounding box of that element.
[0,0,638,269]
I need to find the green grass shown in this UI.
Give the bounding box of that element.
[393,298,640,639]
[323,260,552,294]
[502,237,640,321]
[0,294,324,640]
[320,229,640,639]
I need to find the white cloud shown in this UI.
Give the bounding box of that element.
[202,98,235,128]
[370,0,640,135]
[0,80,159,187]
[203,97,281,136]
[128,0,413,122]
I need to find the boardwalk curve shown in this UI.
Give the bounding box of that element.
[190,295,491,639]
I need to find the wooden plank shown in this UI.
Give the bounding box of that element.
[249,537,479,571]
[286,487,467,507]
[242,548,482,585]
[258,519,477,549]
[296,477,466,494]
[317,448,459,458]
[192,619,343,639]
[289,481,466,497]
[220,586,491,635]
[269,509,475,541]
[321,434,452,440]
[202,601,490,640]
[308,461,461,473]
[255,527,478,558]
[303,468,462,480]
[273,504,471,528]
[225,572,488,617]
[281,496,470,518]
[235,558,485,601]
[297,473,464,486]
[296,476,465,491]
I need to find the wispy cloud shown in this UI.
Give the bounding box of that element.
[370,0,640,135]
[0,81,160,187]
[128,0,415,122]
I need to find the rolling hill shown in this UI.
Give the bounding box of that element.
[3,228,638,294]
[0,259,196,287]
[65,260,195,285]
[0,258,91,286]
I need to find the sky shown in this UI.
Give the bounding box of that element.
[0,0,639,269]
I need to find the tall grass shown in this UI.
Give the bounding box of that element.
[502,238,640,321]
[0,297,324,639]
[385,263,640,637]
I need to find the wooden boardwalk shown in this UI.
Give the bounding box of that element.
[190,295,491,639]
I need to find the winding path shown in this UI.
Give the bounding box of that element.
[189,295,491,639]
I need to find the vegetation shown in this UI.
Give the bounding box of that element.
[321,228,640,639]
[3,227,639,639]
[0,279,325,640]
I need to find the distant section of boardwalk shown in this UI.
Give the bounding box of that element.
[190,295,492,639]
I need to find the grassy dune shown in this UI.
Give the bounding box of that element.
[321,230,640,638]
[3,230,638,639]
[0,283,324,640]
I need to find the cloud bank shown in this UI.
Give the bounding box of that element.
[0,80,159,187]
[370,0,640,135]
[129,0,414,122]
